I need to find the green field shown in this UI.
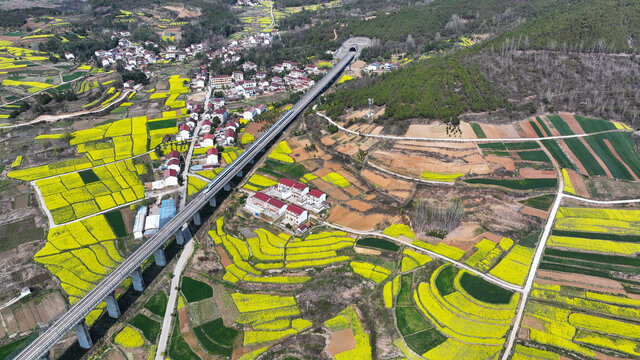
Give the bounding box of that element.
[130,314,161,342]
[169,318,200,360]
[505,141,540,150]
[356,237,400,252]
[78,169,100,183]
[258,159,308,178]
[395,273,446,354]
[541,140,576,170]
[518,150,550,162]
[535,116,552,136]
[193,318,238,356]
[434,265,457,296]
[459,272,514,304]
[478,142,506,150]
[182,277,213,303]
[520,194,555,211]
[547,115,575,136]
[563,138,606,176]
[574,115,616,133]
[464,177,557,190]
[470,123,487,138]
[529,120,544,137]
[105,210,127,237]
[148,119,177,130]
[145,291,168,317]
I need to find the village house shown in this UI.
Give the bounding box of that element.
[225,128,236,145]
[166,158,180,172]
[245,192,287,218]
[276,178,309,203]
[201,133,215,147]
[232,71,244,82]
[284,204,308,226]
[305,189,328,212]
[178,124,191,140]
[163,169,179,186]
[211,75,233,88]
[214,108,229,121]
[206,147,219,165]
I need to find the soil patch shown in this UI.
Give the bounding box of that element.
[328,328,356,356]
[326,205,390,231]
[521,206,549,219]
[536,270,625,293]
[441,223,483,251]
[518,169,556,179]
[346,199,372,212]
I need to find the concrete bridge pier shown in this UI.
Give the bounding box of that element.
[74,321,93,349]
[224,183,231,191]
[236,170,243,177]
[38,350,50,360]
[131,268,145,291]
[154,247,167,267]
[105,291,121,319]
[209,198,216,207]
[194,212,202,226]
[175,229,185,245]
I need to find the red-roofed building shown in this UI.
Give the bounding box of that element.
[163,169,178,186]
[277,178,309,202]
[284,204,308,225]
[206,147,218,165]
[201,133,214,147]
[306,188,328,212]
[225,128,235,145]
[245,192,286,218]
[167,150,180,160]
[167,158,180,172]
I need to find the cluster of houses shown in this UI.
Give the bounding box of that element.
[91,36,206,72]
[206,32,274,65]
[244,178,329,231]
[132,198,176,239]
[210,61,324,100]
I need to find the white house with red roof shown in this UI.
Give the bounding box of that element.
[163,169,178,186]
[206,147,219,165]
[201,133,214,147]
[305,189,328,212]
[214,108,229,121]
[284,204,308,226]
[201,120,213,134]
[225,128,235,145]
[276,178,309,202]
[178,124,191,140]
[166,158,180,172]
[245,192,287,218]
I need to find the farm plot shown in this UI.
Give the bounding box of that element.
[521,282,640,358]
[34,215,124,325]
[410,265,518,359]
[209,217,354,284]
[231,293,312,346]
[542,132,640,180]
[539,206,640,287]
[35,160,145,224]
[324,306,372,359]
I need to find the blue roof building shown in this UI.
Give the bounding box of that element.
[159,199,176,228]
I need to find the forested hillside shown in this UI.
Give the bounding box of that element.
[316,0,640,126]
[489,0,640,52]
[319,57,507,123]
